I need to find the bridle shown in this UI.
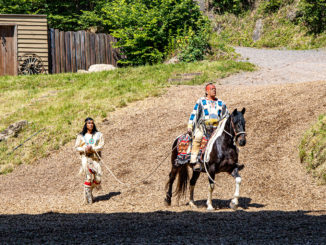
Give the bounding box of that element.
[223,115,246,142]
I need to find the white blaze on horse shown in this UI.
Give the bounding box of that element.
[165,108,246,211]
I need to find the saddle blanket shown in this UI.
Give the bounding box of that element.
[175,134,208,167]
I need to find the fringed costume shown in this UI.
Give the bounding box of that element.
[75,131,104,204]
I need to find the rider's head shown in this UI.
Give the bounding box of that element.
[81,117,98,135]
[205,83,216,98]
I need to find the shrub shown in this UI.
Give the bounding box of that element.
[175,21,211,62]
[299,0,326,33]
[299,114,326,184]
[209,0,254,15]
[93,0,210,65]
[258,0,294,14]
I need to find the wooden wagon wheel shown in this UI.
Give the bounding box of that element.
[19,54,45,75]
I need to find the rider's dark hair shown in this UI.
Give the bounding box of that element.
[80,117,98,136]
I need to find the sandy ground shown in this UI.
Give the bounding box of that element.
[1,48,326,244]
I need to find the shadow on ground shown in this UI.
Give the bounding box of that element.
[191,197,265,209]
[93,191,121,203]
[1,210,326,244]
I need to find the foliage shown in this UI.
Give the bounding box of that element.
[0,60,255,174]
[299,114,326,184]
[0,0,104,31]
[206,32,240,60]
[209,0,254,15]
[214,1,326,49]
[92,0,210,65]
[258,0,293,14]
[299,0,326,33]
[174,24,211,62]
[0,0,211,65]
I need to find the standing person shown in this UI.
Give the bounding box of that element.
[75,117,104,204]
[187,83,229,171]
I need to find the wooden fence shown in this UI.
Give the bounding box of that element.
[49,29,120,74]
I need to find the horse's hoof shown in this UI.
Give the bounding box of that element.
[164,198,171,206]
[189,201,197,209]
[230,201,238,210]
[207,206,215,211]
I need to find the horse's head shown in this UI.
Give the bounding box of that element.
[230,108,246,146]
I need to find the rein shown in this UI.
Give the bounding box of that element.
[223,116,246,141]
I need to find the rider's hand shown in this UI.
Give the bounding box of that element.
[187,129,192,136]
[85,145,92,154]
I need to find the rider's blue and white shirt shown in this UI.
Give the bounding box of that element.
[188,97,228,132]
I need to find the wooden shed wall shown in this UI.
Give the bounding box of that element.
[0,14,48,74]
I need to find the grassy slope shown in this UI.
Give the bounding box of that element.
[299,114,326,184]
[0,60,255,174]
[213,1,326,49]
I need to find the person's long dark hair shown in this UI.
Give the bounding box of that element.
[80,117,98,136]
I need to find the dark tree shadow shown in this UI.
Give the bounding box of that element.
[93,191,121,203]
[1,210,326,244]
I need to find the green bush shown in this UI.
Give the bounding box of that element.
[178,32,209,62]
[299,114,326,184]
[299,0,326,33]
[210,0,254,15]
[260,0,283,13]
[258,0,294,14]
[0,0,102,31]
[87,0,210,65]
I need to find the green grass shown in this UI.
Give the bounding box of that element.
[0,60,255,174]
[299,114,326,184]
[213,3,326,49]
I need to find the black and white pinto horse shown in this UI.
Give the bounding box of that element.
[165,108,246,211]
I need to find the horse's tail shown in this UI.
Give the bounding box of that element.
[165,137,179,191]
[175,164,189,200]
[166,135,189,199]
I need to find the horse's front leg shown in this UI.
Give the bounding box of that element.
[189,170,200,208]
[206,164,216,211]
[164,166,178,206]
[230,167,241,210]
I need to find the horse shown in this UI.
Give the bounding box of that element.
[164,108,246,211]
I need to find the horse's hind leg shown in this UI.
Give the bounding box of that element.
[189,171,200,208]
[230,168,241,210]
[164,166,178,206]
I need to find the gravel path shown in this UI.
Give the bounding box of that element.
[221,47,326,85]
[1,48,326,244]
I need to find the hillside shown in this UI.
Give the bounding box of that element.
[0,60,254,174]
[207,0,326,49]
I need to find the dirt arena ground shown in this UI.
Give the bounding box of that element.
[1,48,326,244]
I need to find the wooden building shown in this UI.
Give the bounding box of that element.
[0,14,48,76]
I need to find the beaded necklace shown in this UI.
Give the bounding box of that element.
[83,133,95,145]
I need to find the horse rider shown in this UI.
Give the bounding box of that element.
[75,117,104,204]
[187,83,229,171]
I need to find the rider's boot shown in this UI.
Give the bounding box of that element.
[190,139,201,172]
